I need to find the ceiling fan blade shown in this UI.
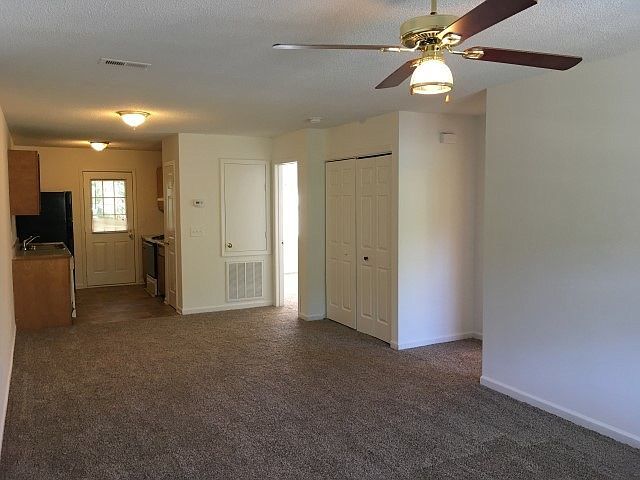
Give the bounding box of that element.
[273,44,406,52]
[439,0,537,42]
[375,59,418,89]
[463,47,582,70]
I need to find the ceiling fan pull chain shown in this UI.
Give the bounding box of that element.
[431,0,438,15]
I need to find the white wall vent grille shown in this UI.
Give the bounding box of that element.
[99,57,151,70]
[226,261,263,302]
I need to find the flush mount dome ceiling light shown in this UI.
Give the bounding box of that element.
[89,141,110,152]
[409,53,453,95]
[117,111,150,128]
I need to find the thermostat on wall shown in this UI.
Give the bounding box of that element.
[440,132,457,144]
[193,199,205,208]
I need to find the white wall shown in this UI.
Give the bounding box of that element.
[325,112,398,160]
[396,112,482,349]
[272,129,327,320]
[474,116,486,337]
[0,105,16,455]
[482,49,640,447]
[29,147,163,287]
[175,133,273,314]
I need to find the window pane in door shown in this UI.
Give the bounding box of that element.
[91,179,128,233]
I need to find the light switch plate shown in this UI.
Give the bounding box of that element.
[190,226,204,237]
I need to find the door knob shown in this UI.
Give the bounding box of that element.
[129,232,135,240]
[363,256,369,261]
[227,242,233,249]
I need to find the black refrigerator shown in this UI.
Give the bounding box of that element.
[16,192,74,254]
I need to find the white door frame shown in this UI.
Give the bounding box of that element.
[80,169,139,287]
[163,161,178,309]
[273,161,298,308]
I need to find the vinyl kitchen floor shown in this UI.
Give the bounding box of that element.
[74,285,177,325]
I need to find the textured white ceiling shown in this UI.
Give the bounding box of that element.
[1,0,639,150]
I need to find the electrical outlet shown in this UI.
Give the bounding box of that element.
[190,226,204,237]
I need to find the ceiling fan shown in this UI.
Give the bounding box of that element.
[273,0,582,96]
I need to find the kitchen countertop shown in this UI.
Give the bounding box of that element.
[14,243,73,261]
[142,235,165,246]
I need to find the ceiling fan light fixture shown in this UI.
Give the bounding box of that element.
[410,56,453,95]
[117,111,150,128]
[89,141,110,152]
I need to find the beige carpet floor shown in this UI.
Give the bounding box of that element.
[1,302,638,479]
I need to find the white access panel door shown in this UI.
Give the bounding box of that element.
[222,161,268,256]
[356,155,392,343]
[325,160,357,328]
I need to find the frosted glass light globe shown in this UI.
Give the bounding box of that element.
[410,58,454,95]
[89,141,109,152]
[117,111,150,128]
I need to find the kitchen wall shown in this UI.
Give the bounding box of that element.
[397,112,482,349]
[0,105,16,454]
[25,147,163,287]
[174,133,273,314]
[482,48,640,447]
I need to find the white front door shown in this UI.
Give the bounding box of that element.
[325,159,357,328]
[83,172,136,286]
[356,155,392,343]
[164,163,178,308]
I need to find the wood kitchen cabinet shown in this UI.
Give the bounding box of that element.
[13,253,73,330]
[156,166,164,212]
[8,150,41,215]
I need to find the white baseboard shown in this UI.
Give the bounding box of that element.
[471,332,483,340]
[180,300,273,315]
[298,312,325,321]
[391,332,476,350]
[480,376,640,449]
[0,323,16,457]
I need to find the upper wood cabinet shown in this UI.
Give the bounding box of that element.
[8,150,41,215]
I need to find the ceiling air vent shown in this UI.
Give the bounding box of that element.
[99,57,151,70]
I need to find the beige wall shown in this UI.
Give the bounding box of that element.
[26,147,163,287]
[483,49,640,447]
[397,112,482,348]
[0,105,16,454]
[175,133,273,314]
[272,128,327,320]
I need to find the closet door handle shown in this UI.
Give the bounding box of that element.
[363,256,369,261]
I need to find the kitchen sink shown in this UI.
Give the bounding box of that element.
[27,242,67,251]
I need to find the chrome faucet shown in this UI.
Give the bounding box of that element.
[22,235,40,251]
